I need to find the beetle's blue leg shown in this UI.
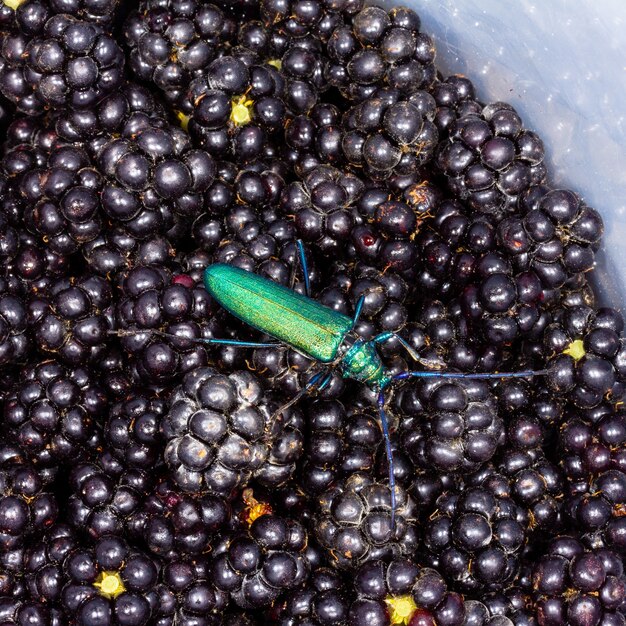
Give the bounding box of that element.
[108,329,283,349]
[372,332,446,370]
[296,239,311,297]
[266,369,331,436]
[351,295,366,329]
[377,388,396,531]
[394,369,548,381]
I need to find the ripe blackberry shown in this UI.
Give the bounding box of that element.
[24,523,77,605]
[0,0,120,28]
[0,276,29,366]
[400,378,503,474]
[28,273,113,366]
[531,537,625,626]
[298,399,380,494]
[325,5,436,102]
[423,485,529,592]
[279,164,363,255]
[152,556,228,625]
[0,446,58,552]
[0,13,124,114]
[430,73,483,134]
[126,477,230,560]
[2,359,107,469]
[341,89,438,179]
[559,403,626,483]
[210,512,309,608]
[114,265,215,382]
[543,304,626,408]
[162,367,304,497]
[349,559,466,626]
[124,0,235,108]
[315,472,418,570]
[104,392,165,470]
[184,56,290,162]
[500,186,605,289]
[60,534,159,626]
[66,456,153,540]
[566,469,626,555]
[435,102,546,214]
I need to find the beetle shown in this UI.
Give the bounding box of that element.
[115,242,546,526]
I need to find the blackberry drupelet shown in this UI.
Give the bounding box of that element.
[126,477,230,560]
[0,276,29,366]
[124,0,235,108]
[60,534,159,626]
[0,13,124,114]
[2,359,107,469]
[531,536,626,626]
[315,472,419,570]
[325,5,436,102]
[162,367,304,497]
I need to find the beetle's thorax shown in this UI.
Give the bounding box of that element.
[338,335,391,390]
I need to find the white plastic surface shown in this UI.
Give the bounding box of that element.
[411,0,626,307]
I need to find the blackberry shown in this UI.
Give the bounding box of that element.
[66,456,153,540]
[113,265,217,383]
[2,359,107,468]
[60,534,159,626]
[24,523,77,605]
[153,556,228,625]
[543,304,626,408]
[0,0,120,28]
[28,273,113,366]
[531,536,626,626]
[162,367,304,497]
[401,378,504,474]
[210,512,309,608]
[299,399,380,494]
[325,5,436,102]
[124,0,235,108]
[435,101,546,214]
[350,559,466,626]
[0,445,58,552]
[315,472,418,570]
[279,164,363,255]
[566,469,626,555]
[185,56,290,162]
[273,566,349,625]
[0,13,124,114]
[104,391,165,470]
[126,477,230,560]
[431,74,482,137]
[423,485,529,592]
[341,88,439,179]
[0,276,29,366]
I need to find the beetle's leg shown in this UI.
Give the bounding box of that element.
[377,388,397,532]
[394,368,548,381]
[351,295,366,330]
[266,369,331,436]
[108,329,283,349]
[296,240,312,297]
[372,332,446,370]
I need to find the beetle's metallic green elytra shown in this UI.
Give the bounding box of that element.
[204,264,353,363]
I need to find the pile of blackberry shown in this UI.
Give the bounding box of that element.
[0,1,623,624]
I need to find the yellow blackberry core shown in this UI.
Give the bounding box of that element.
[94,571,126,599]
[385,594,418,625]
[563,339,586,361]
[230,95,254,126]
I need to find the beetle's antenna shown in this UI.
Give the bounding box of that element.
[296,240,311,297]
[394,369,548,381]
[351,295,365,329]
[107,329,283,349]
[377,389,396,532]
